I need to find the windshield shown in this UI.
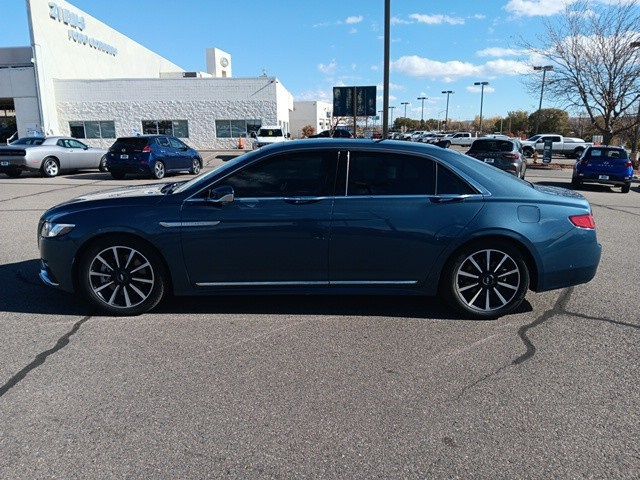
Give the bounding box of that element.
[468,140,514,152]
[527,135,541,142]
[172,150,257,194]
[10,137,45,145]
[258,128,283,137]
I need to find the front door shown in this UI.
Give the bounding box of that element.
[169,137,190,170]
[329,150,484,286]
[180,149,339,286]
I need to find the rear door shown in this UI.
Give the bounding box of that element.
[329,150,484,286]
[169,137,191,169]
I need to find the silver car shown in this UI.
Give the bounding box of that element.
[0,136,108,178]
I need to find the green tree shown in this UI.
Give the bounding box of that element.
[504,111,529,136]
[527,109,570,135]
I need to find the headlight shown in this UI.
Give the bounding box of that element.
[41,222,75,238]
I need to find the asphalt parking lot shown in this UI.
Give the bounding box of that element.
[0,156,639,479]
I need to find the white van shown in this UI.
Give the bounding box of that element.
[252,126,289,149]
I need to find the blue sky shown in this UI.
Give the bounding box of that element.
[2,0,574,121]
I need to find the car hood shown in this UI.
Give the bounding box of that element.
[44,183,167,219]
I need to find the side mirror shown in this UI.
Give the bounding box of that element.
[207,185,234,205]
[83,146,89,150]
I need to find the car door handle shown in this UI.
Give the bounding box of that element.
[283,197,323,205]
[431,196,465,204]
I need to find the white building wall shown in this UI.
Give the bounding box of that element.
[54,77,289,149]
[27,0,184,135]
[290,101,333,138]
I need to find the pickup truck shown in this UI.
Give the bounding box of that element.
[520,134,592,158]
[447,132,477,147]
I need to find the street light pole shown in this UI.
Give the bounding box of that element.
[382,0,391,138]
[441,90,453,130]
[389,106,395,130]
[630,42,640,165]
[417,96,427,127]
[474,81,489,134]
[401,101,409,118]
[533,65,553,134]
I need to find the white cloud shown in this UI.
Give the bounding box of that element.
[345,15,363,24]
[391,55,530,81]
[318,60,338,75]
[349,27,358,34]
[391,16,412,25]
[370,65,379,71]
[473,14,487,20]
[466,85,496,93]
[296,89,332,101]
[409,13,465,25]
[476,47,528,57]
[376,82,405,91]
[505,0,575,17]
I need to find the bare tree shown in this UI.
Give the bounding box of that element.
[522,0,640,144]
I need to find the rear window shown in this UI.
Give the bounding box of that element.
[586,148,627,159]
[110,137,149,151]
[11,137,45,145]
[258,128,283,137]
[468,140,513,152]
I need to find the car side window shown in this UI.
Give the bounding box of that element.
[347,152,435,196]
[57,139,68,148]
[68,139,87,149]
[219,151,338,198]
[436,164,476,195]
[157,137,171,148]
[168,138,183,149]
[551,136,562,142]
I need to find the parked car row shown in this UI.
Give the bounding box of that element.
[0,135,202,180]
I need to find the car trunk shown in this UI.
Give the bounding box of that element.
[467,140,517,169]
[581,155,629,175]
[108,138,150,165]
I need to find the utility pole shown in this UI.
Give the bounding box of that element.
[441,90,453,130]
[382,0,391,138]
[401,101,409,118]
[417,96,427,127]
[533,65,553,134]
[630,42,640,164]
[474,81,489,134]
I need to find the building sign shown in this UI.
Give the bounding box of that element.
[48,2,118,56]
[333,86,376,117]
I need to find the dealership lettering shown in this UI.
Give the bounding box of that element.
[48,2,117,56]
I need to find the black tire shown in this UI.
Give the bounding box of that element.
[190,158,202,175]
[573,148,584,159]
[523,148,534,158]
[77,236,167,316]
[5,168,21,178]
[152,161,166,179]
[98,156,108,172]
[110,170,126,180]
[40,157,60,178]
[571,177,581,189]
[441,240,530,319]
[621,183,630,193]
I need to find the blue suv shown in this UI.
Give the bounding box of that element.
[106,135,202,180]
[572,146,633,193]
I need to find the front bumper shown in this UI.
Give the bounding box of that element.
[39,236,78,293]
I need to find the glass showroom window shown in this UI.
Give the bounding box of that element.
[69,121,116,139]
[142,120,189,137]
[215,119,262,138]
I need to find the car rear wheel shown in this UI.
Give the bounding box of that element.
[99,156,108,172]
[190,159,202,175]
[5,168,21,178]
[152,161,166,179]
[41,157,60,178]
[621,182,630,193]
[78,237,166,316]
[443,242,529,319]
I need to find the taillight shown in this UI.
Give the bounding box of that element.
[504,153,519,160]
[569,214,596,230]
[142,145,152,153]
[627,160,633,169]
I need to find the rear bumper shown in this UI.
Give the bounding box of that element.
[575,172,631,186]
[536,228,602,292]
[0,158,39,172]
[107,162,152,174]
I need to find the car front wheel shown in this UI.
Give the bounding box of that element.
[443,242,529,319]
[78,237,166,316]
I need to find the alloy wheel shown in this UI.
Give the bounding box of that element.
[88,246,155,309]
[191,159,201,175]
[43,159,59,177]
[154,162,165,179]
[455,248,520,313]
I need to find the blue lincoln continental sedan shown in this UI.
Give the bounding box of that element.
[38,140,601,318]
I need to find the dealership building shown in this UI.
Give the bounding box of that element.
[0,0,294,149]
